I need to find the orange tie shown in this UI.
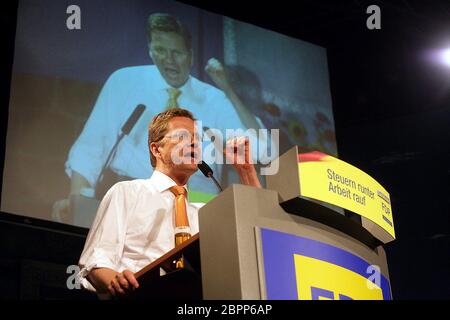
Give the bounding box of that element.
[169,185,191,247]
[166,88,181,109]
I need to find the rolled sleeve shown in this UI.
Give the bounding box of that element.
[77,182,133,292]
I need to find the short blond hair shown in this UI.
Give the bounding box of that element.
[147,13,192,50]
[148,108,196,167]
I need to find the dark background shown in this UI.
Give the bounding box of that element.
[1,0,449,299]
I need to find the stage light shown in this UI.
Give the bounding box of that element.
[425,48,450,69]
[442,49,450,67]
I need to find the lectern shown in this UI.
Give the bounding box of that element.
[129,146,395,300]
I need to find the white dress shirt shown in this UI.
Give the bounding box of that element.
[77,170,204,293]
[65,65,254,199]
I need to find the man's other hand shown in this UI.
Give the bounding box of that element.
[224,137,262,188]
[224,136,253,172]
[205,58,233,94]
[51,198,70,223]
[108,269,140,297]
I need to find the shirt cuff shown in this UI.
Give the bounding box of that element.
[77,260,117,293]
[65,156,101,189]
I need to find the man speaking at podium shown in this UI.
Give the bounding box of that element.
[76,108,261,298]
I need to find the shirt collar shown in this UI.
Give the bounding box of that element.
[149,169,188,194]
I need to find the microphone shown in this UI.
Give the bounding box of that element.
[198,161,223,192]
[95,104,146,196]
[121,104,146,135]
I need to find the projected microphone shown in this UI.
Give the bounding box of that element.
[95,104,146,194]
[198,161,223,192]
[121,104,146,135]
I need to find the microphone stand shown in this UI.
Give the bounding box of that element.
[95,131,125,190]
[207,171,223,192]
